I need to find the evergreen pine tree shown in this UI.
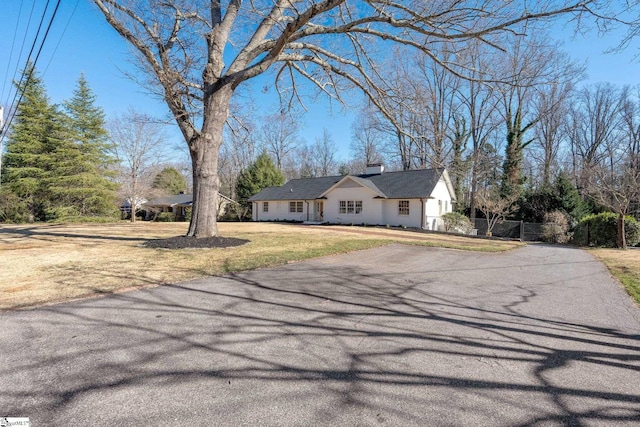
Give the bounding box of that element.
[60,74,117,217]
[152,167,187,195]
[236,152,285,209]
[2,64,56,220]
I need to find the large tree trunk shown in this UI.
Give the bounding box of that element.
[186,87,233,238]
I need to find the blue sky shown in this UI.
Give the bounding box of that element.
[1,1,638,162]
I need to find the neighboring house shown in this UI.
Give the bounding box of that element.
[248,165,456,230]
[119,197,148,218]
[143,193,236,221]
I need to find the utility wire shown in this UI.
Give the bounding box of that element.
[2,0,37,109]
[1,0,62,147]
[43,0,80,76]
[1,0,25,104]
[2,0,52,128]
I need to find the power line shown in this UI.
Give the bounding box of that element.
[1,0,25,104]
[1,0,62,148]
[2,0,37,108]
[2,0,53,128]
[43,0,80,77]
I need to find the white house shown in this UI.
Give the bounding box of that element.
[249,165,456,230]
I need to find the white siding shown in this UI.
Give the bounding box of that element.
[424,178,453,230]
[253,200,311,222]
[381,199,424,228]
[324,187,382,225]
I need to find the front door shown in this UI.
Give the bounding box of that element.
[315,201,324,222]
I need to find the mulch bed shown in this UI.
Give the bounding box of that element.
[142,236,250,249]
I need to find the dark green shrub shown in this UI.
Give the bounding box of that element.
[573,212,640,247]
[45,206,79,222]
[155,212,175,222]
[0,188,29,223]
[518,173,592,224]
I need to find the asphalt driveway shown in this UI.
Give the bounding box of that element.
[1,244,639,426]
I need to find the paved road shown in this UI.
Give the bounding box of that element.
[1,244,639,426]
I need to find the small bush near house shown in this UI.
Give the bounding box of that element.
[442,212,473,234]
[573,212,640,247]
[542,211,570,244]
[155,212,175,222]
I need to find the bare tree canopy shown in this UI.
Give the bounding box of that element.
[92,0,634,237]
[109,108,168,222]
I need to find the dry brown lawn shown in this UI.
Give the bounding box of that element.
[0,222,521,310]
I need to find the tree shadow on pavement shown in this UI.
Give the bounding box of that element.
[0,250,639,426]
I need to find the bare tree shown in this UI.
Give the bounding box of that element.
[621,85,640,174]
[456,41,503,223]
[260,111,301,171]
[109,109,167,222]
[448,114,470,209]
[589,164,640,249]
[309,128,338,177]
[368,47,461,171]
[566,83,624,193]
[93,0,619,237]
[219,107,258,198]
[497,30,582,198]
[412,47,462,169]
[588,85,640,249]
[350,107,384,172]
[532,80,576,187]
[476,188,519,236]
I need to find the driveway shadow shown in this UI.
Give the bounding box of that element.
[0,245,639,426]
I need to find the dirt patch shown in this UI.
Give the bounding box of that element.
[142,235,250,249]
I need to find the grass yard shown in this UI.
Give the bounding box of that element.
[0,222,521,310]
[591,248,640,306]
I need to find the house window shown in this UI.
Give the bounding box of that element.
[263,202,269,213]
[398,200,410,215]
[289,201,303,213]
[339,200,363,214]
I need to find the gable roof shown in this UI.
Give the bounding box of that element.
[345,176,386,198]
[249,168,456,201]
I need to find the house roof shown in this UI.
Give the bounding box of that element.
[248,175,344,201]
[249,168,455,201]
[365,168,449,199]
[144,193,193,207]
[345,176,386,198]
[144,193,236,207]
